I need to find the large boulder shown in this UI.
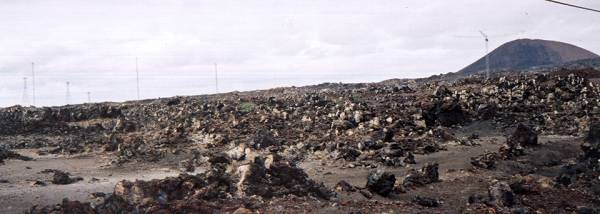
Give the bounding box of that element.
[366,170,396,197]
[488,181,515,207]
[507,124,538,147]
[235,155,333,199]
[471,152,499,169]
[52,171,83,185]
[500,124,537,159]
[582,121,600,161]
[403,163,439,188]
[422,100,467,127]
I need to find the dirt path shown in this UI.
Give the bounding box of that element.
[0,150,179,214]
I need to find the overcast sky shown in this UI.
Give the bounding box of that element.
[0,0,599,107]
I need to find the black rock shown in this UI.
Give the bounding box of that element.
[335,180,357,192]
[468,194,487,204]
[403,163,439,188]
[403,152,416,164]
[508,124,538,147]
[512,206,535,214]
[412,196,441,207]
[359,189,373,199]
[247,129,280,150]
[422,100,467,127]
[52,171,82,185]
[471,152,499,169]
[488,181,515,207]
[587,121,600,144]
[208,153,231,166]
[366,170,396,197]
[576,206,598,214]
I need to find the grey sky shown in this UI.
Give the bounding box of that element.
[1,0,599,107]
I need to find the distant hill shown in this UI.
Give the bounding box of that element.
[459,39,599,74]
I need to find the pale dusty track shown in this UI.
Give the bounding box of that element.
[0,150,179,214]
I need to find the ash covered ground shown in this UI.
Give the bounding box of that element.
[1,68,600,213]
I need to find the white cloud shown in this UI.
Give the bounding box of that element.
[0,0,599,106]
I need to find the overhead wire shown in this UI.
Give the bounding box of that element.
[545,0,600,13]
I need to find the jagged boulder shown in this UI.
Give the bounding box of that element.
[235,155,333,199]
[500,124,537,159]
[471,152,499,169]
[403,163,439,188]
[508,124,538,147]
[488,181,515,207]
[422,101,467,127]
[366,170,396,197]
[582,120,600,162]
[52,171,83,185]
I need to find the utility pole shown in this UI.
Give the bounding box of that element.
[87,91,91,103]
[214,63,219,93]
[22,77,29,106]
[31,62,36,106]
[479,31,490,79]
[136,57,140,100]
[66,81,71,105]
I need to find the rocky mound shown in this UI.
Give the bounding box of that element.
[1,68,599,169]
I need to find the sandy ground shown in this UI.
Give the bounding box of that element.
[0,151,180,214]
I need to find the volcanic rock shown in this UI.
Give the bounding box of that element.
[366,170,396,197]
[403,163,439,188]
[508,124,538,147]
[488,181,515,207]
[412,196,441,207]
[335,180,357,192]
[52,171,83,185]
[235,155,333,199]
[247,129,280,150]
[0,145,32,164]
[471,152,499,169]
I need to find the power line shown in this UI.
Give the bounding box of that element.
[31,62,36,106]
[66,81,71,105]
[136,57,140,99]
[22,77,29,106]
[479,31,490,79]
[546,0,600,13]
[214,63,219,93]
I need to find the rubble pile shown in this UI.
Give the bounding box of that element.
[0,71,598,168]
[28,154,332,213]
[2,68,600,212]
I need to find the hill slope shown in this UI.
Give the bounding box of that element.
[459,39,599,74]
